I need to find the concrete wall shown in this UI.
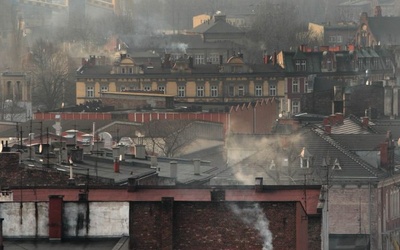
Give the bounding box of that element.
[0,201,129,238]
[328,185,378,249]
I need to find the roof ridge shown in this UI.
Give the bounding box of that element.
[311,126,382,177]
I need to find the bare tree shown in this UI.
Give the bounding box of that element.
[248,1,307,53]
[30,39,69,111]
[139,120,197,158]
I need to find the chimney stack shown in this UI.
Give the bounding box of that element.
[0,218,3,250]
[362,116,369,127]
[324,125,331,134]
[193,159,200,175]
[374,6,382,17]
[170,161,177,179]
[255,177,263,192]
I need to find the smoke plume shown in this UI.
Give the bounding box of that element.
[230,203,273,250]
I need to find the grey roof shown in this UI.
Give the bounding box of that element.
[217,126,386,186]
[371,119,400,139]
[330,134,386,151]
[324,115,376,135]
[368,16,400,44]
[191,17,244,35]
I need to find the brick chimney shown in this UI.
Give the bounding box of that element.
[0,218,3,250]
[362,116,369,127]
[255,177,263,192]
[374,6,382,17]
[335,113,344,124]
[170,161,177,179]
[324,125,331,134]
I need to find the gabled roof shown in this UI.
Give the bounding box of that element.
[280,51,322,73]
[221,126,386,186]
[190,15,244,35]
[368,16,400,44]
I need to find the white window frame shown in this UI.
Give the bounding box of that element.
[292,79,299,93]
[238,85,245,97]
[292,100,300,114]
[301,60,307,71]
[158,86,165,94]
[211,85,218,97]
[269,85,276,96]
[194,54,205,65]
[144,85,151,91]
[196,86,204,97]
[100,86,109,92]
[304,80,308,93]
[86,86,94,97]
[255,85,263,96]
[178,86,185,97]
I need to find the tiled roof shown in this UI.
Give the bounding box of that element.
[330,134,386,151]
[368,16,400,44]
[191,18,244,35]
[221,126,386,186]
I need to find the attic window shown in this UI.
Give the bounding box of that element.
[301,60,307,71]
[300,147,313,168]
[332,158,342,170]
[300,157,310,168]
[269,160,276,170]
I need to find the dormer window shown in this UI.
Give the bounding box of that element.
[301,60,307,71]
[269,160,276,170]
[332,158,342,170]
[300,147,313,168]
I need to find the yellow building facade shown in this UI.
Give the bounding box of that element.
[76,55,286,110]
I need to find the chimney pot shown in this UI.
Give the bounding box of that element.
[193,159,201,175]
[362,116,369,127]
[324,125,331,134]
[170,161,177,179]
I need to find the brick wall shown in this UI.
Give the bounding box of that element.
[130,200,316,250]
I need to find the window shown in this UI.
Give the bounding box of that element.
[327,59,332,71]
[255,85,262,96]
[196,86,204,97]
[86,86,94,97]
[158,86,165,94]
[6,81,11,98]
[304,80,308,93]
[329,36,336,43]
[269,85,276,96]
[144,85,151,91]
[301,60,307,71]
[337,36,342,43]
[228,86,235,97]
[295,60,301,71]
[100,86,108,92]
[121,68,125,74]
[211,85,218,97]
[208,54,219,64]
[292,79,299,93]
[300,158,310,168]
[292,100,300,114]
[238,85,245,96]
[120,86,126,92]
[129,68,133,74]
[194,54,205,65]
[178,86,185,97]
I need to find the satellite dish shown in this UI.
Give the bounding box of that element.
[39,144,43,154]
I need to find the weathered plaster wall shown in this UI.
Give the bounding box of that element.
[0,201,129,238]
[0,202,48,238]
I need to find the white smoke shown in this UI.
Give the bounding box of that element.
[230,203,273,250]
[168,42,188,54]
